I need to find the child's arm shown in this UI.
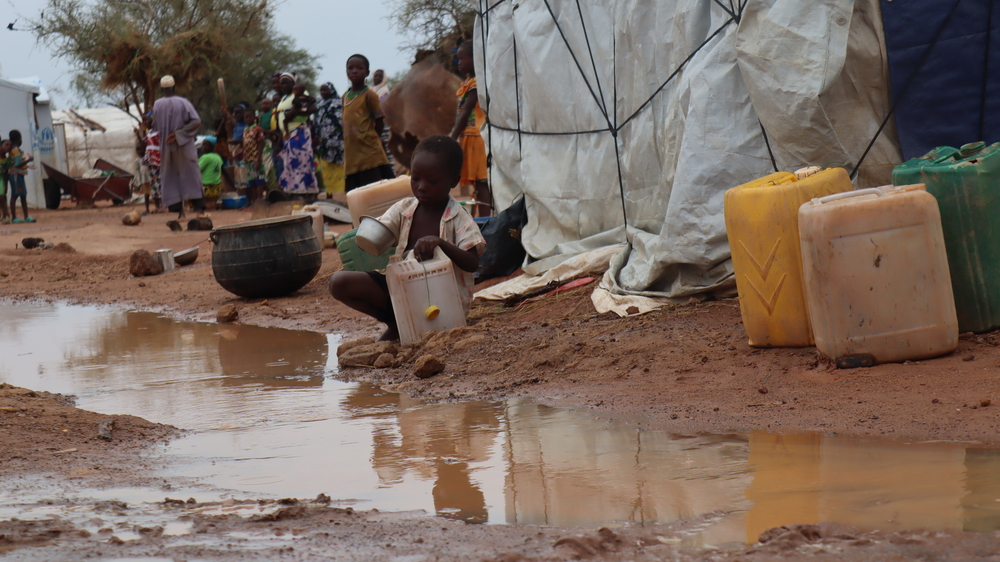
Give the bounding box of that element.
[369,90,386,137]
[413,237,479,273]
[450,89,478,140]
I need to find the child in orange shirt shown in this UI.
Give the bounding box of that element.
[450,41,491,217]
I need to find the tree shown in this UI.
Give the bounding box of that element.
[386,0,478,55]
[33,0,318,126]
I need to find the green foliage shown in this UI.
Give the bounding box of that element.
[386,0,478,55]
[33,0,318,128]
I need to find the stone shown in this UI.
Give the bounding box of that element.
[97,419,114,440]
[339,341,398,367]
[373,353,395,369]
[217,304,239,323]
[166,220,182,232]
[187,217,214,231]
[337,338,375,357]
[413,355,445,379]
[121,211,141,226]
[128,250,164,277]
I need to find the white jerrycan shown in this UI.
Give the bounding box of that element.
[798,185,958,367]
[386,246,467,346]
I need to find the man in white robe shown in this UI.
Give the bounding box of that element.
[153,75,205,218]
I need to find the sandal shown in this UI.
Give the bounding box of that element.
[24,217,35,223]
[11,218,23,224]
[0,217,9,225]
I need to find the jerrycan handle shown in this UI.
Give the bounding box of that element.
[811,188,884,206]
[403,246,448,263]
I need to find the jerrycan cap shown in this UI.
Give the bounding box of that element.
[425,305,440,320]
[794,166,822,179]
[960,141,986,158]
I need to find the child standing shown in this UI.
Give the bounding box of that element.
[329,135,486,341]
[140,113,163,212]
[343,54,394,192]
[258,98,279,192]
[199,137,224,209]
[131,140,153,214]
[450,41,491,217]
[242,109,267,205]
[7,130,34,223]
[0,139,11,224]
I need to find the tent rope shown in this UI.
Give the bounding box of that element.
[541,0,614,131]
[478,0,743,236]
[575,0,610,119]
[617,15,735,131]
[758,120,778,173]
[513,33,523,158]
[851,0,964,181]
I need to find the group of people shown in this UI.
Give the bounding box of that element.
[0,130,34,224]
[138,43,490,222]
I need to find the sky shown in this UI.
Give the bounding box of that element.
[0,0,415,109]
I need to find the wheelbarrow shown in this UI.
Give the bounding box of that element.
[43,159,132,208]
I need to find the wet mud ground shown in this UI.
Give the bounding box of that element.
[3,204,1000,560]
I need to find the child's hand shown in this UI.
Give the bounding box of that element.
[414,236,443,260]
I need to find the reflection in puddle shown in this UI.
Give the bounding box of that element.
[2,303,1000,544]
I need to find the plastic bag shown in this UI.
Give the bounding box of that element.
[475,196,527,282]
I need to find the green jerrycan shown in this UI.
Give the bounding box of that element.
[336,228,395,272]
[892,142,1000,333]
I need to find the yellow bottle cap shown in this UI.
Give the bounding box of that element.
[425,305,440,320]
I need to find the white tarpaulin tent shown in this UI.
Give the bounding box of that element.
[474,0,902,303]
[52,107,141,178]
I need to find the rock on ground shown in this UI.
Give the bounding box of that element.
[413,355,445,379]
[339,341,398,367]
[187,217,213,231]
[337,338,376,357]
[122,211,141,226]
[128,250,163,277]
[217,304,239,323]
[373,353,395,369]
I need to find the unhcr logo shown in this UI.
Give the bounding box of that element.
[38,127,55,154]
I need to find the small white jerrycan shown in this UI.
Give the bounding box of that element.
[386,246,467,346]
[799,185,958,368]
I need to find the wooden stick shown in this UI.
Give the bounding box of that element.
[217,78,228,110]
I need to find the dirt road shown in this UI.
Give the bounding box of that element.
[3,203,1000,560]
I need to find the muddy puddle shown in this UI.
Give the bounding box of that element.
[2,303,1000,546]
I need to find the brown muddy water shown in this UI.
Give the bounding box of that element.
[1,303,1000,546]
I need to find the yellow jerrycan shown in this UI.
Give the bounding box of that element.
[724,168,852,347]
